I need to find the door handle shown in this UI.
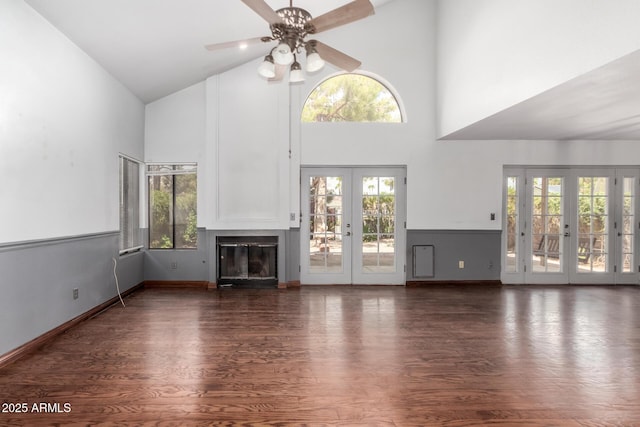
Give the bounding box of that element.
[346,231,351,236]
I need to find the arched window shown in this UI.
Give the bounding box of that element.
[301,73,403,123]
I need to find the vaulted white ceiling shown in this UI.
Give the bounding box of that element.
[440,49,640,141]
[22,0,640,140]
[25,0,396,103]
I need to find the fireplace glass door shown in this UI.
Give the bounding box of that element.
[218,237,278,288]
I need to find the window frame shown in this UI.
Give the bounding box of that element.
[301,71,406,123]
[147,163,198,250]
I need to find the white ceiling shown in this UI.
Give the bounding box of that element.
[25,0,395,104]
[440,48,640,141]
[23,0,640,140]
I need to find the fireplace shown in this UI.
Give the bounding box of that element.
[217,236,278,288]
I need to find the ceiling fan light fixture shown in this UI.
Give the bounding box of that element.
[257,54,276,78]
[306,51,325,73]
[305,42,325,73]
[205,0,374,84]
[273,42,294,65]
[289,61,305,83]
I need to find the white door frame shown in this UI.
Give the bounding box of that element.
[300,166,407,285]
[524,169,570,284]
[503,166,640,285]
[300,168,352,285]
[614,168,640,284]
[569,168,615,284]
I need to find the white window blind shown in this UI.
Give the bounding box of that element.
[119,155,142,254]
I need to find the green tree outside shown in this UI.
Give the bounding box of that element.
[302,74,401,123]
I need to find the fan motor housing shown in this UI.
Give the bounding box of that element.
[271,7,315,46]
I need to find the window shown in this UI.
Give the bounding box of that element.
[302,73,403,123]
[147,164,197,249]
[119,155,142,254]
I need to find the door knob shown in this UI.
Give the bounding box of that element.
[346,231,351,236]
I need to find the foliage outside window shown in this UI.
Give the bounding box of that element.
[362,177,396,243]
[119,156,142,254]
[301,73,402,123]
[148,164,197,249]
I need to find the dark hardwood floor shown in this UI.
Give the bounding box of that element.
[1,285,639,426]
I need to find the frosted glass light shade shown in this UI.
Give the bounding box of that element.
[258,55,276,78]
[306,52,325,73]
[273,42,294,65]
[289,69,305,83]
[289,62,304,83]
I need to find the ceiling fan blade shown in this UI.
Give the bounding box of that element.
[313,41,361,72]
[308,0,374,34]
[205,36,265,51]
[269,64,287,82]
[241,0,284,25]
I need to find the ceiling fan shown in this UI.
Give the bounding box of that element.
[205,0,375,83]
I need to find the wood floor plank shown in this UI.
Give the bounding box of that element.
[1,285,639,425]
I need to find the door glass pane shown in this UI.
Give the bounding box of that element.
[506,176,519,272]
[577,177,608,273]
[362,177,396,273]
[622,177,635,273]
[309,176,343,273]
[532,177,564,273]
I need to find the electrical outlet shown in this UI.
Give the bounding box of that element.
[170,262,178,270]
[458,260,465,269]
[73,288,79,300]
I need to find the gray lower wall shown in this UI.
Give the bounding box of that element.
[0,227,501,357]
[0,232,144,356]
[286,228,301,282]
[265,228,500,283]
[144,228,209,281]
[143,229,296,284]
[406,230,501,281]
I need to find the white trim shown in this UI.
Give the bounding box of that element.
[118,152,143,164]
[146,163,198,176]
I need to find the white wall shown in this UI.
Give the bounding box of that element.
[206,62,292,230]
[145,82,205,163]
[0,0,145,357]
[143,0,640,233]
[0,0,144,244]
[298,0,437,229]
[437,0,640,138]
[145,81,207,226]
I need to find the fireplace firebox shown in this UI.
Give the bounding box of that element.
[217,236,278,288]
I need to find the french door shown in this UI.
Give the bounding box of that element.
[503,167,640,284]
[300,167,406,285]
